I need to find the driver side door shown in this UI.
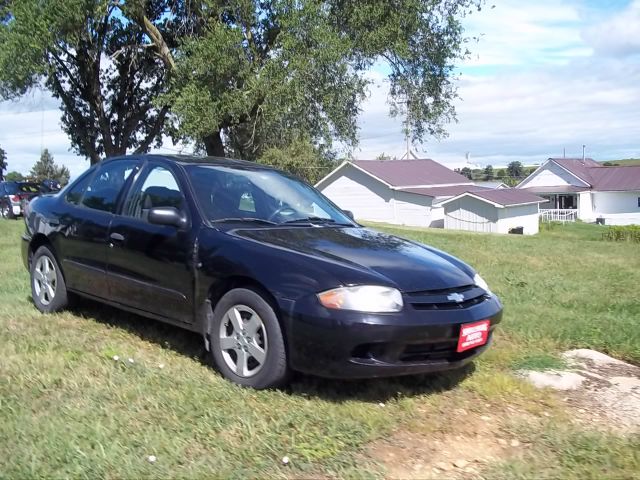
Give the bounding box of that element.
[106,162,196,324]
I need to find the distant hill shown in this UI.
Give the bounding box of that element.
[600,159,640,166]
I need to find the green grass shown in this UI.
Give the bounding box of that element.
[1,218,639,478]
[601,158,640,166]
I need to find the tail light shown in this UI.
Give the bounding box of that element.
[10,195,20,203]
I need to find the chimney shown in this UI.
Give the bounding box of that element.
[582,145,586,164]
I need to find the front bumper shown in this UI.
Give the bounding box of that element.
[285,293,503,379]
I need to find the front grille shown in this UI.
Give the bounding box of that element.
[406,285,489,311]
[350,334,490,364]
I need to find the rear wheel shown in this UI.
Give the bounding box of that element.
[210,288,289,389]
[30,246,69,313]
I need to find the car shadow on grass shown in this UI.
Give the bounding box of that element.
[67,297,474,403]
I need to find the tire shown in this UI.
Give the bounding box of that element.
[209,288,289,389]
[30,245,69,313]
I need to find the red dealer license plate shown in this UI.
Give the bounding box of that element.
[457,320,490,353]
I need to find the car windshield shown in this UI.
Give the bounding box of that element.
[185,165,355,226]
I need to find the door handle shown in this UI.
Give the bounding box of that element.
[109,232,125,242]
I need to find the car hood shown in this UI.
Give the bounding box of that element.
[231,226,475,292]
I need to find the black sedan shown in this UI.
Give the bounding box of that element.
[22,155,502,388]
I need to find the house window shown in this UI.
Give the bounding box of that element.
[637,197,640,208]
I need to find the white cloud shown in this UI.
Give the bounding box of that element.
[1,1,639,176]
[354,0,640,167]
[583,0,640,56]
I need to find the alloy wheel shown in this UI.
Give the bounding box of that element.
[219,304,268,377]
[33,255,57,306]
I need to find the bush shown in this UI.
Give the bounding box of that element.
[602,225,640,243]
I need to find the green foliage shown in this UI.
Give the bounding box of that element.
[483,164,494,181]
[0,0,172,163]
[460,166,472,179]
[602,225,640,243]
[4,171,24,181]
[158,0,482,158]
[257,138,336,185]
[29,149,70,184]
[507,161,524,179]
[0,145,6,180]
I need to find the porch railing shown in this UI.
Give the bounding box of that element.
[540,209,577,223]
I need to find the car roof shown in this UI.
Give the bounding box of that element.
[105,154,276,171]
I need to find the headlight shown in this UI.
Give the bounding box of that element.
[317,285,403,313]
[473,273,492,294]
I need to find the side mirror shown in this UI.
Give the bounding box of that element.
[343,210,354,220]
[148,206,188,229]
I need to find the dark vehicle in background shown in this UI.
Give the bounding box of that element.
[21,155,502,389]
[40,179,62,193]
[0,181,41,219]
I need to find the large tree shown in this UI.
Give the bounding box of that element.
[507,161,524,179]
[0,145,6,180]
[1,0,481,163]
[30,148,70,184]
[165,0,483,159]
[0,0,174,164]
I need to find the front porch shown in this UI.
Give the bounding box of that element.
[538,193,578,223]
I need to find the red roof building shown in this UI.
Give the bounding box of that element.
[518,158,640,225]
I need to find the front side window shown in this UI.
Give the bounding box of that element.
[124,165,185,221]
[65,171,94,205]
[82,161,137,212]
[185,165,354,226]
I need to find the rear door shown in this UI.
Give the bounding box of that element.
[59,159,139,297]
[106,161,196,324]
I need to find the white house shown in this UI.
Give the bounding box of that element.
[517,158,640,225]
[315,159,489,227]
[439,190,545,235]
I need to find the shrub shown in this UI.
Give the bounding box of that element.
[602,225,640,243]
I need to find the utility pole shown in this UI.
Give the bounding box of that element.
[400,97,418,160]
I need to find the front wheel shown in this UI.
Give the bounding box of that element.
[209,288,289,389]
[30,246,70,313]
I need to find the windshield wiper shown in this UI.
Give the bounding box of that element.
[283,217,351,226]
[212,217,277,225]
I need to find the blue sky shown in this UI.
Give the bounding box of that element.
[1,0,639,177]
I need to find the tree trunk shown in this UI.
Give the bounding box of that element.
[203,130,226,157]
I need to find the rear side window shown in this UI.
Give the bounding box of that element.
[82,161,138,212]
[65,171,94,205]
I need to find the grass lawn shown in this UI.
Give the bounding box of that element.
[1,218,639,478]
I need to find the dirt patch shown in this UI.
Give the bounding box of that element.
[520,349,640,433]
[367,407,531,479]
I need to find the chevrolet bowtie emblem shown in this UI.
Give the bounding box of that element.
[447,293,465,303]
